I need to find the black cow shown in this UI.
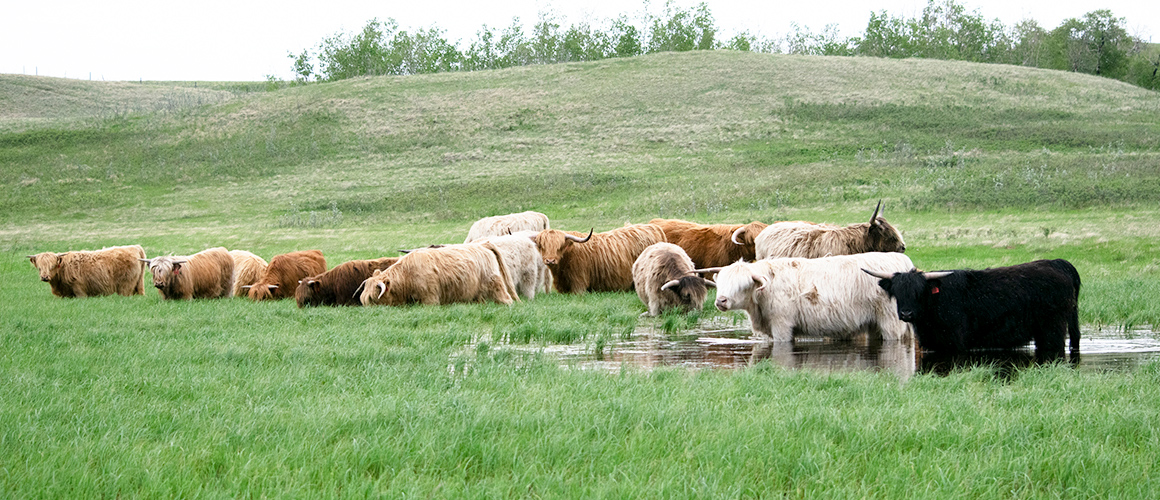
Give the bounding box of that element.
[296,257,399,307]
[862,259,1081,359]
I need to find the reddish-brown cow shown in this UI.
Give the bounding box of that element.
[297,257,399,307]
[531,223,665,294]
[245,250,327,301]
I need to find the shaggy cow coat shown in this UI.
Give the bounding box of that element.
[754,208,905,260]
[632,242,716,316]
[476,231,550,299]
[359,242,519,306]
[866,259,1081,358]
[532,223,666,294]
[29,245,147,297]
[713,252,916,342]
[296,257,399,307]
[229,250,268,298]
[144,247,235,300]
[246,250,327,301]
[650,218,767,268]
[465,211,550,243]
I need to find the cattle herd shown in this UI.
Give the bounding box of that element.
[26,204,1082,359]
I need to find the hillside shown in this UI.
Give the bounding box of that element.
[2,51,1159,253]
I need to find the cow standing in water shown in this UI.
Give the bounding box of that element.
[863,259,1081,359]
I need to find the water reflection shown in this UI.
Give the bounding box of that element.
[549,324,1160,376]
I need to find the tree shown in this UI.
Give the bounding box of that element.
[646,1,716,53]
[1046,10,1129,77]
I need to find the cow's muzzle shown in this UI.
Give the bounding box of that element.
[41,277,50,282]
[715,297,729,311]
[898,311,916,322]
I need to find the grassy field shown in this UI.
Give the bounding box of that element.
[2,51,1160,497]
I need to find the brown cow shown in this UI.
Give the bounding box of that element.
[28,245,147,297]
[650,218,768,268]
[531,223,665,294]
[229,250,268,298]
[141,247,234,300]
[632,242,716,316]
[297,257,399,307]
[359,242,519,306]
[755,201,905,259]
[244,250,327,301]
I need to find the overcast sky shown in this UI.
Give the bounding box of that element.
[3,0,1156,82]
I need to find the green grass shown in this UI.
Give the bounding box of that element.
[3,51,1160,497]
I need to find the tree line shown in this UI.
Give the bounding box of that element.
[286,0,1159,90]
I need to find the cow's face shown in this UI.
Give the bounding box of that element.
[871,271,931,322]
[146,257,180,288]
[247,284,278,301]
[663,276,714,313]
[713,263,765,312]
[532,230,572,267]
[359,274,395,306]
[867,217,906,253]
[29,252,62,282]
[296,278,322,307]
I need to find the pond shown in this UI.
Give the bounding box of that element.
[484,320,1160,377]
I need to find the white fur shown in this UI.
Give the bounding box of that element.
[714,252,915,342]
[476,231,549,299]
[464,211,550,243]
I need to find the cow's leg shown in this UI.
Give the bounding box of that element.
[1034,318,1067,361]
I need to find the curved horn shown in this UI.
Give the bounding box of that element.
[861,268,894,280]
[565,228,594,243]
[692,267,724,275]
[870,199,882,223]
[660,279,681,292]
[138,258,152,264]
[731,227,745,245]
[922,271,953,280]
[376,282,386,300]
[172,259,188,265]
[241,285,253,289]
[352,281,366,299]
[397,249,412,255]
[267,285,278,290]
[703,279,717,288]
[755,275,771,291]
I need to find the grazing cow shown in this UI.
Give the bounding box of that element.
[650,218,768,268]
[711,252,916,342]
[465,211,550,243]
[245,250,327,301]
[476,231,550,299]
[755,201,905,259]
[632,242,716,316]
[229,250,268,298]
[359,242,519,306]
[28,245,147,298]
[297,257,399,307]
[532,223,666,294]
[141,247,234,300]
[863,259,1081,358]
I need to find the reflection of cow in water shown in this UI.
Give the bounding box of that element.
[747,337,917,379]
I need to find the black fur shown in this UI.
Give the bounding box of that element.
[872,259,1081,358]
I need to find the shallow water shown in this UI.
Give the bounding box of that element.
[506,323,1160,377]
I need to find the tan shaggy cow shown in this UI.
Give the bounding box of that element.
[650,218,768,268]
[531,223,666,294]
[297,256,399,307]
[142,247,234,300]
[244,250,327,301]
[464,211,550,243]
[28,245,147,297]
[632,242,717,316]
[228,250,268,298]
[754,201,905,260]
[359,242,519,306]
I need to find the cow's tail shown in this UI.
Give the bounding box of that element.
[1052,259,1082,355]
[483,242,521,303]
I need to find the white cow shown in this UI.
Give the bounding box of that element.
[711,252,915,342]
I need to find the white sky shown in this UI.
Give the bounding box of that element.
[3,0,1156,82]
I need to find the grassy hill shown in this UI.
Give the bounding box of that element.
[3,51,1160,498]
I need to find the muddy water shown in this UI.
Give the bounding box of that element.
[535,324,1160,377]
